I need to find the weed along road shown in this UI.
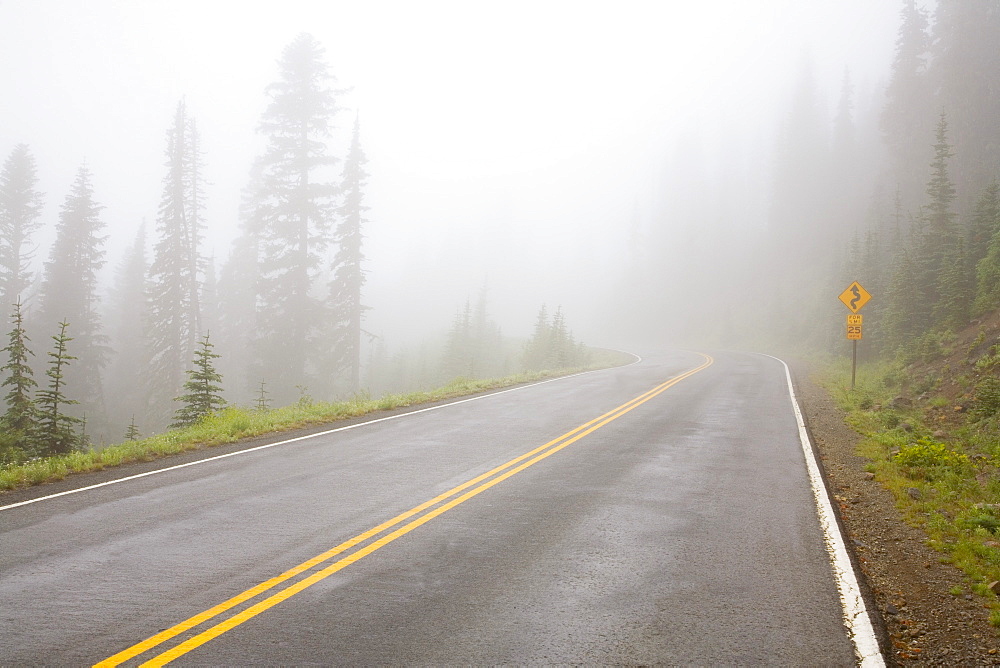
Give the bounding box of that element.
[0,350,882,665]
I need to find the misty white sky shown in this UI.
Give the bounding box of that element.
[0,0,904,345]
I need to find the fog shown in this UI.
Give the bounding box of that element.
[1,1,911,436]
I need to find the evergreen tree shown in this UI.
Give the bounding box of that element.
[548,307,574,368]
[523,305,586,370]
[975,183,1000,314]
[440,290,504,380]
[470,286,504,376]
[171,332,226,429]
[37,165,109,423]
[968,181,1000,270]
[881,0,933,211]
[442,300,473,379]
[35,321,82,455]
[770,61,830,258]
[832,69,855,158]
[200,254,219,336]
[217,167,265,406]
[934,238,972,329]
[1,299,38,448]
[929,1,1000,209]
[912,113,958,330]
[251,33,344,402]
[884,245,920,350]
[124,415,140,441]
[522,305,550,371]
[105,224,148,429]
[0,145,44,316]
[146,100,207,427]
[326,115,369,393]
[254,379,270,412]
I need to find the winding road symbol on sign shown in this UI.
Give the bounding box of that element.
[839,281,872,313]
[848,285,861,310]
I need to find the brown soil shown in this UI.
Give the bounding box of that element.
[794,361,1000,665]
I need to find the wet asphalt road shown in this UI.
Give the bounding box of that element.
[0,350,861,665]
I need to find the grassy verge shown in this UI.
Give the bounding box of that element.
[0,362,625,493]
[818,356,1000,625]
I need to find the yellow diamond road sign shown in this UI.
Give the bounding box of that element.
[839,281,872,313]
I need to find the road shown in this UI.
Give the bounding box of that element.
[0,350,881,665]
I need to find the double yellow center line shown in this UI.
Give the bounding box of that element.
[96,354,712,666]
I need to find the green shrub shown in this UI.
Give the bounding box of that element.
[894,438,971,480]
[883,412,901,429]
[976,346,1000,373]
[973,377,1000,420]
[961,513,1000,535]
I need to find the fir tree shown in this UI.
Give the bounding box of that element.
[470,286,504,376]
[881,0,932,210]
[440,290,504,381]
[105,224,148,429]
[975,183,1000,314]
[0,145,44,316]
[523,305,586,370]
[255,379,270,412]
[146,100,207,427]
[442,300,473,379]
[124,415,140,441]
[548,307,574,368]
[171,332,226,429]
[217,165,265,406]
[37,165,109,423]
[523,305,551,372]
[968,181,1000,270]
[35,321,82,455]
[883,245,920,350]
[912,113,958,331]
[326,115,369,392]
[929,1,1000,208]
[934,238,973,329]
[251,33,345,402]
[1,299,38,446]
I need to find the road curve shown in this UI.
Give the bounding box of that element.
[0,350,879,665]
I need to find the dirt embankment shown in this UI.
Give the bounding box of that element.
[795,363,1000,665]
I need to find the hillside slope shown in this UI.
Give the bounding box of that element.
[797,313,1000,664]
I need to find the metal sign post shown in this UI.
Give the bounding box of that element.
[839,283,872,390]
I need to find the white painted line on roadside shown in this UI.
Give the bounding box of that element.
[764,354,885,667]
[1,358,645,513]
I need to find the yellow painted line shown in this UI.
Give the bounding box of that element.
[96,354,712,667]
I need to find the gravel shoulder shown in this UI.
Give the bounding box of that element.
[792,360,1000,665]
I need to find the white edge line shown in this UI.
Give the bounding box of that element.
[762,354,884,667]
[1,359,643,513]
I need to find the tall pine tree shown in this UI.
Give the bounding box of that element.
[974,182,1000,314]
[911,113,958,329]
[37,165,109,425]
[881,0,933,212]
[145,100,207,427]
[0,145,44,318]
[251,33,344,403]
[217,165,266,406]
[929,1,1000,210]
[106,224,148,430]
[326,115,369,393]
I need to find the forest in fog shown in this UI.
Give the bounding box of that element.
[2,1,1000,456]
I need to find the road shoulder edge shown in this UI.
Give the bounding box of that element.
[764,353,887,667]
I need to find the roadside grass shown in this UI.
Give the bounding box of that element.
[818,357,1000,624]
[0,359,629,493]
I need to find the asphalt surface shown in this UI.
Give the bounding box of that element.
[1,350,862,665]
